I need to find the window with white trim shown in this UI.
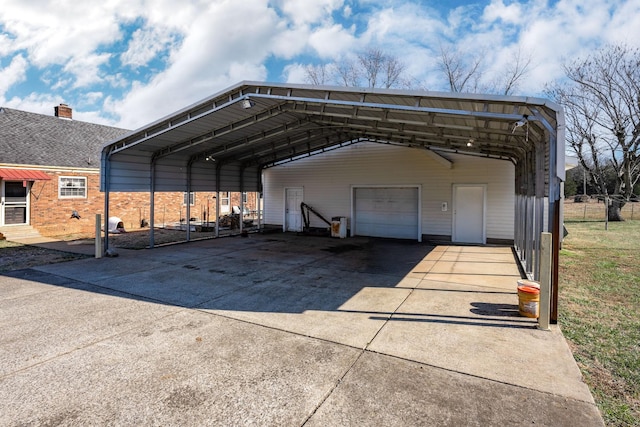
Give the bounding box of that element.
[183,192,195,206]
[59,176,87,198]
[221,191,230,213]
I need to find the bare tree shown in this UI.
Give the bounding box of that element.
[493,48,533,95]
[438,44,532,95]
[334,59,360,87]
[546,44,640,221]
[438,44,484,93]
[304,47,407,89]
[358,47,385,88]
[383,54,406,89]
[304,64,331,85]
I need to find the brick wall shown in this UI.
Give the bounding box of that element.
[28,170,260,237]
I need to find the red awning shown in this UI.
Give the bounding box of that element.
[0,169,52,181]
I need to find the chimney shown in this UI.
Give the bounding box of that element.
[54,103,72,119]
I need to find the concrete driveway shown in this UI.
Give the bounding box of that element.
[0,233,603,426]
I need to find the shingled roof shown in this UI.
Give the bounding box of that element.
[0,106,130,169]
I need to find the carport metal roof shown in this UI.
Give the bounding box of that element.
[101,81,565,322]
[101,81,564,193]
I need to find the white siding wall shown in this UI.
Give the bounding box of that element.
[263,142,515,240]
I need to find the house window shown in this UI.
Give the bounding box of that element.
[221,192,230,213]
[59,176,87,198]
[183,192,195,206]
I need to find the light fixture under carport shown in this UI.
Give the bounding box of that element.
[241,99,255,109]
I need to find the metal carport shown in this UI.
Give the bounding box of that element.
[101,81,565,321]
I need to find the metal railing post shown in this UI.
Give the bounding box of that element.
[538,232,552,330]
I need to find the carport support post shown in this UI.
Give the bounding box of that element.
[186,161,192,242]
[538,232,552,331]
[215,191,220,237]
[239,166,245,234]
[150,160,156,248]
[256,192,261,231]
[215,162,222,238]
[95,214,102,258]
[103,155,111,252]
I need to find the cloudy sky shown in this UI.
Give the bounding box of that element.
[1,0,637,130]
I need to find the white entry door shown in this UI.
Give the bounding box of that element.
[453,184,486,244]
[1,181,29,226]
[284,187,303,232]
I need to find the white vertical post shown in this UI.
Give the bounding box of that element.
[538,232,552,331]
[95,214,102,259]
[215,190,220,238]
[257,192,261,231]
[605,196,609,231]
[239,192,244,234]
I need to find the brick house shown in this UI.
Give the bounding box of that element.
[0,104,258,240]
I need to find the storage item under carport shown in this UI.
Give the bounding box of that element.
[108,216,126,233]
[331,216,347,238]
[517,279,540,318]
[300,202,332,235]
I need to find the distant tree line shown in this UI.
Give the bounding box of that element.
[304,44,531,95]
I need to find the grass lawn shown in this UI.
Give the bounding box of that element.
[560,220,640,426]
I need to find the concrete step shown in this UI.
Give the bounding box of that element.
[0,225,43,241]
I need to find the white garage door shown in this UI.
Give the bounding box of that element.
[354,187,419,240]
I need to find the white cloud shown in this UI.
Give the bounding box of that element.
[283,63,308,84]
[308,24,357,58]
[3,0,640,127]
[64,53,112,88]
[0,33,16,56]
[362,4,445,45]
[81,91,104,105]
[482,0,524,25]
[106,0,281,128]
[0,54,28,96]
[0,92,59,117]
[270,23,312,59]
[603,0,640,45]
[0,1,122,66]
[120,26,178,68]
[278,0,344,25]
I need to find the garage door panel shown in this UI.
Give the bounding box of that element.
[354,187,418,240]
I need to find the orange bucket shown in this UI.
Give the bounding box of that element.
[517,280,540,318]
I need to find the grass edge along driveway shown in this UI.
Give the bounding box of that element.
[559,220,640,427]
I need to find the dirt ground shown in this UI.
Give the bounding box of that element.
[107,228,218,249]
[0,229,214,272]
[0,241,89,272]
